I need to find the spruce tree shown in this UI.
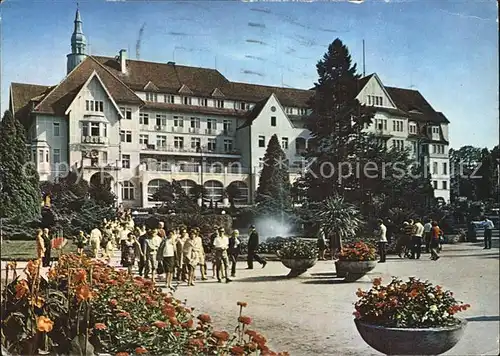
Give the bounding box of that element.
[255,134,292,215]
[0,110,41,222]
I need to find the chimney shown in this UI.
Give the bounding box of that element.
[119,49,127,74]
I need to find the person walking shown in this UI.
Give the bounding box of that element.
[228,229,241,277]
[75,231,87,256]
[42,228,52,267]
[175,228,188,281]
[213,227,232,283]
[423,218,433,253]
[192,228,207,280]
[481,216,494,249]
[157,230,176,289]
[411,219,425,260]
[36,228,45,261]
[317,228,327,260]
[121,232,140,275]
[430,221,442,261]
[137,230,147,277]
[403,220,416,258]
[184,230,199,286]
[376,219,387,263]
[89,226,102,259]
[246,225,266,269]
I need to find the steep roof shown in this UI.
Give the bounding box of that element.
[10,83,54,125]
[238,97,269,129]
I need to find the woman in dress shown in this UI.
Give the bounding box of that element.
[157,230,176,289]
[36,228,45,260]
[121,232,140,275]
[183,230,198,286]
[75,231,87,256]
[192,228,207,280]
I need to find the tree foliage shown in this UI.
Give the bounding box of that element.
[151,179,198,213]
[0,110,41,222]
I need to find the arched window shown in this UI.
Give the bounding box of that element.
[228,181,248,202]
[148,179,168,201]
[178,179,196,196]
[203,180,224,201]
[122,181,135,201]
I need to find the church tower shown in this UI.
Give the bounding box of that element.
[66,7,87,74]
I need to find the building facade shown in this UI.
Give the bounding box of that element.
[9,9,451,207]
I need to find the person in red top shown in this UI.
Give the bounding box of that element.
[430,221,442,261]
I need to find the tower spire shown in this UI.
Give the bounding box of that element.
[67,5,87,74]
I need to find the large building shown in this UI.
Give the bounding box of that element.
[9,9,450,207]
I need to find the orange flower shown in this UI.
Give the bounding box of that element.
[373,277,382,287]
[237,301,248,307]
[135,347,148,354]
[245,329,258,337]
[162,305,176,317]
[409,289,419,298]
[355,288,365,297]
[212,330,230,341]
[245,342,257,351]
[238,316,252,325]
[29,296,45,308]
[137,325,151,332]
[37,316,54,332]
[188,338,204,348]
[109,299,118,307]
[26,259,40,277]
[73,269,87,283]
[230,345,245,355]
[116,311,131,318]
[197,314,211,323]
[75,284,92,302]
[181,319,194,329]
[169,316,179,326]
[48,268,57,280]
[94,323,106,330]
[152,320,167,329]
[115,353,129,356]
[15,280,30,299]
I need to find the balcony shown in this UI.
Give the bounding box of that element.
[188,127,201,134]
[140,144,241,156]
[170,126,185,133]
[81,136,109,145]
[205,128,217,135]
[144,163,250,174]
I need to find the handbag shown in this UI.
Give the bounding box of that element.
[157,260,165,275]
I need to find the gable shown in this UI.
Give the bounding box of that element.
[357,73,397,108]
[10,83,53,126]
[246,94,295,130]
[178,84,193,94]
[143,81,159,91]
[211,88,225,98]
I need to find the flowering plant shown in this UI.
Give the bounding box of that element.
[277,239,318,259]
[353,277,470,328]
[338,241,377,261]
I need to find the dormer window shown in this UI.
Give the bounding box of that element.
[285,107,293,114]
[409,123,417,134]
[183,97,192,105]
[367,95,383,107]
[432,127,439,134]
[164,95,174,104]
[235,102,247,110]
[299,108,307,115]
[216,100,225,109]
[198,98,208,106]
[86,100,104,112]
[145,92,158,102]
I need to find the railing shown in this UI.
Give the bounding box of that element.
[141,144,241,155]
[143,163,250,175]
[80,136,109,144]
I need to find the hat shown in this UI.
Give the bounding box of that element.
[249,224,255,229]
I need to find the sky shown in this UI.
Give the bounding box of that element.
[0,0,498,149]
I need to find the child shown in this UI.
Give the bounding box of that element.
[75,231,87,256]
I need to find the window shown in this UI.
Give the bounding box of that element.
[174,136,184,149]
[156,113,167,128]
[122,154,131,169]
[216,100,224,108]
[183,96,192,105]
[38,150,44,163]
[443,162,448,175]
[259,157,264,168]
[433,162,438,174]
[82,122,89,136]
[139,112,149,125]
[237,102,247,110]
[375,119,387,131]
[102,151,108,164]
[198,98,208,106]
[281,137,289,149]
[86,100,104,112]
[120,130,132,143]
[53,149,60,164]
[208,138,217,151]
[46,151,49,163]
[224,139,233,152]
[120,107,132,120]
[437,145,445,154]
[432,127,439,134]
[146,92,158,102]
[223,119,232,133]
[432,145,437,154]
[433,181,438,189]
[285,107,293,114]
[191,137,201,149]
[122,181,135,200]
[91,123,100,136]
[412,141,417,153]
[442,181,447,190]
[270,116,277,127]
[190,117,201,128]
[409,123,417,134]
[299,108,307,115]
[392,120,403,132]
[392,139,404,151]
[139,134,149,145]
[173,116,184,127]
[207,119,217,130]
[164,95,174,104]
[52,122,60,137]
[156,135,167,148]
[258,136,265,147]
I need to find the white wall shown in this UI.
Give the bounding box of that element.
[356,75,396,108]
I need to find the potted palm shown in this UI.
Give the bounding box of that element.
[336,241,377,281]
[353,277,469,355]
[277,239,318,277]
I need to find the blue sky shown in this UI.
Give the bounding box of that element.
[0,0,497,149]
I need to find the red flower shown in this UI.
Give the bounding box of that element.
[162,305,176,317]
[73,269,87,283]
[169,316,179,326]
[373,277,382,286]
[409,289,419,298]
[181,319,194,329]
[152,320,167,329]
[135,347,147,354]
[237,301,248,307]
[94,323,106,330]
[246,342,257,351]
[238,316,252,325]
[212,330,230,341]
[197,314,211,323]
[137,325,151,332]
[116,311,130,318]
[230,346,245,355]
[245,329,258,337]
[188,338,204,348]
[115,353,129,356]
[109,299,118,307]
[174,331,181,337]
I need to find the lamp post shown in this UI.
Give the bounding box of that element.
[196,143,204,205]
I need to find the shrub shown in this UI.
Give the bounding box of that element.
[277,239,318,259]
[338,241,377,261]
[354,277,470,328]
[1,254,288,355]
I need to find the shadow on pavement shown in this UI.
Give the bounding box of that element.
[301,278,350,285]
[235,275,289,283]
[466,315,500,322]
[310,272,337,277]
[441,252,499,258]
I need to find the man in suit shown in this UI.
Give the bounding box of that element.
[246,225,266,269]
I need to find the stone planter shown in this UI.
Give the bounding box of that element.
[281,258,317,277]
[354,318,467,355]
[335,260,377,282]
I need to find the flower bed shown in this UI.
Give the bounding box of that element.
[277,239,318,259]
[338,242,377,261]
[354,277,470,328]
[1,255,288,355]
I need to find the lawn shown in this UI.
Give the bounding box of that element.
[0,240,78,261]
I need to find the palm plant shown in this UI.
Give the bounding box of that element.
[316,195,362,258]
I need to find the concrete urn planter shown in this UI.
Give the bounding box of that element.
[281,258,317,277]
[335,260,377,282]
[354,318,467,355]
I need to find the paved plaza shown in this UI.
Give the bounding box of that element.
[1,240,498,355]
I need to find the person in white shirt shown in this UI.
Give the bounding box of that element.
[89,227,102,258]
[157,230,176,289]
[411,219,425,259]
[144,229,162,282]
[376,219,387,263]
[213,227,231,283]
[481,217,494,249]
[423,219,433,253]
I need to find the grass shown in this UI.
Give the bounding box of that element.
[1,240,78,261]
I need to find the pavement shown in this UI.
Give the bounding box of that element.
[1,240,499,356]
